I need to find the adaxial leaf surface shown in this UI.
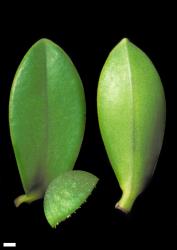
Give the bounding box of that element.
[9,39,86,197]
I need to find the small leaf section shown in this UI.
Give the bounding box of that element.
[44,170,98,228]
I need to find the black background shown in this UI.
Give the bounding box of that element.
[0,4,176,249]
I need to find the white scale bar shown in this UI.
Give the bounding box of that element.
[3,243,16,247]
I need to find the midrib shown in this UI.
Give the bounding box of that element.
[42,43,49,178]
[124,43,135,193]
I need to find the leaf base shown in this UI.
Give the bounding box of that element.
[14,192,42,207]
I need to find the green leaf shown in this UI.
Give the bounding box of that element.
[97,38,166,212]
[9,39,86,204]
[44,170,98,228]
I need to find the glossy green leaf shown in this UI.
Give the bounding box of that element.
[44,170,98,227]
[9,39,86,205]
[97,38,166,212]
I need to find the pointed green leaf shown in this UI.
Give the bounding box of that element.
[9,39,86,203]
[44,170,99,228]
[97,38,166,212]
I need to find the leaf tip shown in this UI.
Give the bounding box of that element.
[35,38,53,46]
[120,37,130,45]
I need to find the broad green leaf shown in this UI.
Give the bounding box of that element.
[9,39,86,204]
[97,38,166,212]
[44,170,98,227]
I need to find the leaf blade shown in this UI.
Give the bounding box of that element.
[97,38,166,212]
[9,39,86,196]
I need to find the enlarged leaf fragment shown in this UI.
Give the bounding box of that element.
[44,170,98,227]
